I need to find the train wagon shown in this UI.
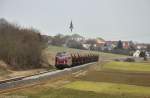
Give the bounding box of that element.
[55,52,99,69]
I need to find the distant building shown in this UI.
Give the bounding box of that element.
[105,41,134,49]
[122,41,130,49]
[133,50,141,57]
[95,38,105,47]
[71,34,85,42]
[82,44,91,50]
[105,41,118,47]
[135,43,147,50]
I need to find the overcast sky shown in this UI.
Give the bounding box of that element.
[0,0,150,43]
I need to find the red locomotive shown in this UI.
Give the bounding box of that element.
[55,52,99,69]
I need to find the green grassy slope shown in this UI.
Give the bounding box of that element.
[5,87,143,98]
[45,45,126,65]
[46,45,125,59]
[102,61,150,72]
[64,81,150,96]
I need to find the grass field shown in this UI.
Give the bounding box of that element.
[2,46,150,98]
[102,61,150,72]
[79,61,150,86]
[0,68,11,76]
[46,45,126,59]
[64,81,150,96]
[3,61,150,98]
[5,86,145,98]
[45,45,126,66]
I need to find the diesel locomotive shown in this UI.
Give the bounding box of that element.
[55,52,99,69]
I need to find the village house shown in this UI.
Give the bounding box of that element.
[70,34,85,42]
[135,43,147,50]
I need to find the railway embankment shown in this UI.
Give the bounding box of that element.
[0,62,96,91]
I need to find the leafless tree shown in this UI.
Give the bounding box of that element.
[0,19,46,69]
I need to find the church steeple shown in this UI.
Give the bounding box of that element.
[69,20,74,32]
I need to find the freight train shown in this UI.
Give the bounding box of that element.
[55,52,99,69]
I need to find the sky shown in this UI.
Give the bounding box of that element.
[0,0,150,43]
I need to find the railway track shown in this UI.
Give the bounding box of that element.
[0,62,97,91]
[0,70,52,84]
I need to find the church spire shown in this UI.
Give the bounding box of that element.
[69,20,74,32]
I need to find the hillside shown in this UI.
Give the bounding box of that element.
[0,45,125,80]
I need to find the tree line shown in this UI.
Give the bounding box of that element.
[0,19,46,69]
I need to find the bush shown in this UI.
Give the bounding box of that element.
[66,40,84,49]
[139,51,146,57]
[124,58,135,62]
[0,19,46,69]
[114,59,121,61]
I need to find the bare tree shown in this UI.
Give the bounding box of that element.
[0,19,46,69]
